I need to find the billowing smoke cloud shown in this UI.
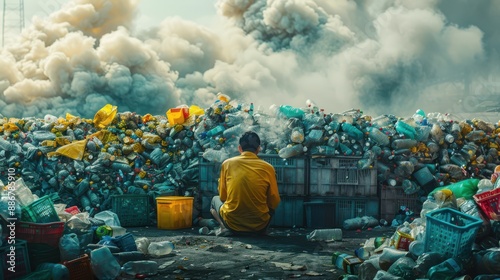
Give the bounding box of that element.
[0,0,497,118]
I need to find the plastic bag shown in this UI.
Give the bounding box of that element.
[59,233,81,261]
[47,139,88,160]
[93,104,117,129]
[91,246,121,280]
[94,210,121,226]
[387,256,416,279]
[429,178,479,199]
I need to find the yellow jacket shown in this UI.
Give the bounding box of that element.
[219,152,280,232]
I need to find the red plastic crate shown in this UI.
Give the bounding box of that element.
[62,254,93,280]
[16,221,65,247]
[64,206,81,215]
[473,188,500,220]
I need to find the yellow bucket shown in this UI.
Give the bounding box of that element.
[156,196,194,229]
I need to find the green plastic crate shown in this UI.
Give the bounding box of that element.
[21,196,60,223]
[111,194,150,227]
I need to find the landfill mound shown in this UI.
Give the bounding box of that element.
[0,94,499,222]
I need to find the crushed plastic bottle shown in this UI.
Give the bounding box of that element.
[148,241,175,257]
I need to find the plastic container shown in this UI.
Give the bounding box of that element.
[90,247,121,280]
[15,221,65,247]
[122,260,158,276]
[62,254,93,280]
[424,208,482,260]
[111,194,150,227]
[306,229,342,241]
[21,196,60,223]
[278,144,306,159]
[473,188,500,220]
[1,239,31,279]
[166,107,189,125]
[148,241,175,257]
[156,196,194,229]
[332,251,363,275]
[426,257,463,280]
[114,232,137,252]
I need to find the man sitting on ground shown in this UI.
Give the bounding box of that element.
[210,131,280,236]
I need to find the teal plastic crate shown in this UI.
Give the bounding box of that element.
[424,208,482,260]
[309,157,377,196]
[111,194,150,227]
[304,196,380,228]
[1,239,31,279]
[270,196,304,227]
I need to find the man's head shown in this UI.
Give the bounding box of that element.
[239,131,261,153]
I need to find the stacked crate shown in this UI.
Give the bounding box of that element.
[305,156,379,228]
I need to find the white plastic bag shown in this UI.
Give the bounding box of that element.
[94,210,121,226]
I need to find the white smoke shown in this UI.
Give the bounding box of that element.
[0,0,497,118]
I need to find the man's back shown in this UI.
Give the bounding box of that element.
[218,152,280,232]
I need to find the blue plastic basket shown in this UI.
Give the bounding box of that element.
[424,208,482,260]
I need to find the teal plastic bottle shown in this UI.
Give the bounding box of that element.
[427,257,462,280]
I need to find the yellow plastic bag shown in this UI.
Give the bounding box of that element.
[93,104,117,129]
[189,105,205,116]
[47,139,88,160]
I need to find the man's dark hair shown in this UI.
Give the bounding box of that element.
[239,131,261,152]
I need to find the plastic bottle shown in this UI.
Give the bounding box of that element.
[310,145,336,156]
[121,260,159,276]
[465,130,486,142]
[290,127,305,143]
[395,120,417,139]
[278,144,306,159]
[148,241,175,257]
[202,148,229,163]
[391,139,418,150]
[36,263,70,280]
[12,178,35,207]
[327,133,340,148]
[426,257,463,280]
[306,229,342,241]
[332,251,363,275]
[366,126,390,146]
[278,105,305,119]
[450,153,468,168]
[338,143,353,156]
[378,247,409,271]
[341,122,364,141]
[134,237,151,254]
[430,123,445,144]
[402,179,420,195]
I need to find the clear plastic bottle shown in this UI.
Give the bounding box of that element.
[148,241,175,257]
[306,229,342,241]
[391,139,418,150]
[366,126,390,146]
[278,144,306,159]
[121,260,159,276]
[134,237,151,254]
[290,127,305,143]
[465,130,486,142]
[202,148,229,163]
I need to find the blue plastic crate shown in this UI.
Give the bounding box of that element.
[424,208,482,260]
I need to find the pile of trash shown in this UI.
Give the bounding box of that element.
[1,93,500,221]
[332,176,500,279]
